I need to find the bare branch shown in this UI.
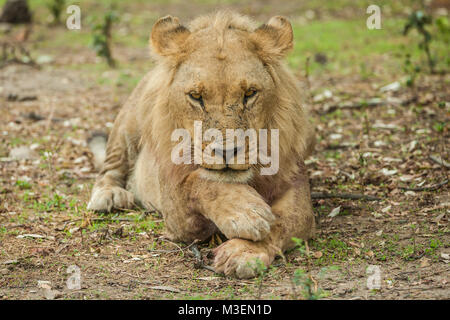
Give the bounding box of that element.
[311,192,381,201]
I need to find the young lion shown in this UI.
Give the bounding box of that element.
[87,11,316,279]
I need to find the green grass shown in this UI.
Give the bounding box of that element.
[3,0,446,82]
[15,180,32,190]
[289,17,449,75]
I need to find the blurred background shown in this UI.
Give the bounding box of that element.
[0,0,449,300]
[1,0,449,86]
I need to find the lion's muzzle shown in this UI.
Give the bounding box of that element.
[201,145,251,171]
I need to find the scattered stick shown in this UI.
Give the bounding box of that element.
[92,217,136,222]
[387,285,447,292]
[311,192,381,201]
[189,243,216,273]
[202,265,216,273]
[148,285,181,293]
[154,237,185,255]
[22,112,63,122]
[0,41,39,69]
[55,243,69,254]
[319,96,420,115]
[65,217,142,226]
[320,98,386,114]
[400,179,448,192]
[149,238,199,256]
[138,209,158,221]
[324,143,358,150]
[429,155,450,169]
[190,242,202,261]
[142,200,163,218]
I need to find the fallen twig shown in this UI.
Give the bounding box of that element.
[148,285,181,293]
[64,216,143,228]
[387,285,447,292]
[149,238,200,256]
[400,179,448,192]
[311,192,381,201]
[55,244,69,254]
[190,242,202,260]
[0,57,40,69]
[320,98,386,114]
[142,200,163,218]
[189,243,216,273]
[429,155,450,169]
[21,112,63,122]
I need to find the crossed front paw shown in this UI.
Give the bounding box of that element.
[87,186,134,213]
[215,197,275,242]
[213,238,273,279]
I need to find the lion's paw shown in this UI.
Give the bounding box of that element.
[213,239,272,279]
[216,200,275,242]
[87,186,134,212]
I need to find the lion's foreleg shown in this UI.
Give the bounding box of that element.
[87,118,135,212]
[213,165,315,278]
[185,170,276,242]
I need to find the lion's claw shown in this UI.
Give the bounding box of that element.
[87,186,134,212]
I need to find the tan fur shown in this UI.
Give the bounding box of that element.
[88,11,316,279]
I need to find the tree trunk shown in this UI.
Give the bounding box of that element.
[0,0,32,24]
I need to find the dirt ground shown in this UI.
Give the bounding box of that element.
[0,1,449,300]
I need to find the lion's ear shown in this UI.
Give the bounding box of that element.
[150,15,190,57]
[250,16,293,61]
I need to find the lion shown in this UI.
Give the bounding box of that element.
[87,11,316,279]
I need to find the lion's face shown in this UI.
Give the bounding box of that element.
[168,36,277,181]
[150,13,298,182]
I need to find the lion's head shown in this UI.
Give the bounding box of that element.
[143,11,313,184]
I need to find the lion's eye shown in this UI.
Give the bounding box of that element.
[188,92,205,110]
[244,89,257,98]
[243,89,257,106]
[189,92,202,101]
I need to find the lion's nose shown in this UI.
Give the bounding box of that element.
[213,146,243,164]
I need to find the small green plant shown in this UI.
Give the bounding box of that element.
[46,0,66,24]
[403,53,420,87]
[433,121,445,132]
[33,193,66,212]
[292,268,327,300]
[291,237,328,300]
[248,257,268,299]
[48,193,65,210]
[425,238,442,255]
[402,244,416,260]
[90,10,119,67]
[15,180,31,190]
[403,10,435,73]
[410,223,417,254]
[292,237,307,254]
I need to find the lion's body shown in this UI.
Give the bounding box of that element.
[88,11,316,278]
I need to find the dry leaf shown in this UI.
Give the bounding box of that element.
[313,251,323,259]
[328,206,341,217]
[419,257,430,268]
